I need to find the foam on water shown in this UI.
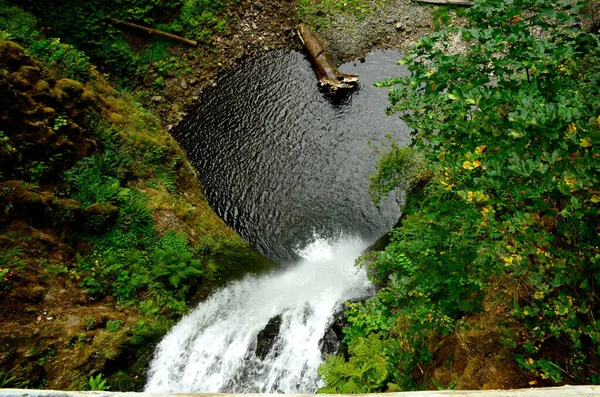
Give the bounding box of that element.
[145,236,373,393]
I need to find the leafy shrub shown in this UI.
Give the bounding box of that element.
[0,1,38,43]
[368,139,425,204]
[322,0,600,390]
[319,334,391,393]
[29,38,95,81]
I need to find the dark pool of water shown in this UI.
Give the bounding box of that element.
[174,50,411,263]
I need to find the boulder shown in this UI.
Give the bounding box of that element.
[255,315,282,360]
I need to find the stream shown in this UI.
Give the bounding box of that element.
[145,50,410,393]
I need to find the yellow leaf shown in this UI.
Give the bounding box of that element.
[591,195,600,203]
[463,161,474,170]
[473,160,481,168]
[529,380,538,386]
[528,358,534,365]
[580,138,592,147]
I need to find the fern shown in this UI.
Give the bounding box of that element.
[318,334,389,393]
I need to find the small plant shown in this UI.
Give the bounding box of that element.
[0,30,13,40]
[88,373,109,391]
[82,315,96,331]
[52,115,68,131]
[29,161,47,182]
[0,248,23,289]
[106,320,122,332]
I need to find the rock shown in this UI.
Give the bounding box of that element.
[319,309,346,358]
[189,78,198,85]
[385,18,394,24]
[180,79,188,90]
[150,95,163,103]
[256,315,282,359]
[18,65,41,82]
[395,22,404,30]
[54,78,84,101]
[80,203,119,233]
[252,22,258,30]
[143,74,156,87]
[32,79,51,93]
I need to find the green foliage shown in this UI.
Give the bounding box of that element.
[14,0,228,82]
[318,334,391,393]
[368,138,425,204]
[0,1,38,42]
[82,316,97,331]
[0,248,24,289]
[0,371,30,388]
[169,0,227,42]
[29,38,95,81]
[428,5,467,30]
[88,373,109,391]
[0,30,13,40]
[323,0,600,391]
[106,320,122,332]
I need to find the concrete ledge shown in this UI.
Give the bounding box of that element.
[2,386,600,397]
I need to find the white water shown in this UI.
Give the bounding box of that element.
[145,236,373,393]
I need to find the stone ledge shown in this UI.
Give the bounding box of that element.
[2,385,600,397]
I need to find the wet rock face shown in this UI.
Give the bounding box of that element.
[255,309,348,361]
[319,308,347,358]
[255,315,282,360]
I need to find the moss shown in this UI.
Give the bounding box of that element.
[54,78,84,99]
[32,79,50,92]
[17,65,40,81]
[80,202,119,233]
[106,111,124,125]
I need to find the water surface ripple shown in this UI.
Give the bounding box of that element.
[174,50,410,262]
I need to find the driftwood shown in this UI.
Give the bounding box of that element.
[297,23,358,92]
[411,0,474,5]
[107,17,198,47]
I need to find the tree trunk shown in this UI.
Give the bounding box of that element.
[297,23,358,92]
[107,18,198,47]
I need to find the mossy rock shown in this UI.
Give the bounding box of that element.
[79,88,95,104]
[0,40,27,70]
[17,65,41,82]
[54,78,84,100]
[106,111,124,124]
[80,202,119,233]
[32,79,51,93]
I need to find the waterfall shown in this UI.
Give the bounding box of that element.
[145,235,373,393]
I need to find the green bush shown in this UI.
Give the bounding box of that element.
[29,38,94,81]
[321,0,600,390]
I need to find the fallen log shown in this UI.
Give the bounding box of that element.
[411,0,473,5]
[297,23,358,92]
[107,17,198,47]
